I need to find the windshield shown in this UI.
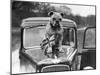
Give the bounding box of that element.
[23,26,76,49]
[84,28,96,48]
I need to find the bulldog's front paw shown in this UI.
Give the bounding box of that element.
[59,46,64,53]
[47,47,52,53]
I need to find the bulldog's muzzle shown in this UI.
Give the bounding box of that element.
[55,21,60,26]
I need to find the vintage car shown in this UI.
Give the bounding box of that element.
[78,27,96,70]
[19,17,78,73]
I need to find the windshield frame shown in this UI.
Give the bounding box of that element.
[83,27,96,49]
[20,25,77,50]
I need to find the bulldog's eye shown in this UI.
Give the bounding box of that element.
[59,18,62,21]
[53,18,56,21]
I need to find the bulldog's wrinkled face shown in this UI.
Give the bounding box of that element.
[48,11,64,30]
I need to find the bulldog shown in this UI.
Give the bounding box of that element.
[41,11,64,56]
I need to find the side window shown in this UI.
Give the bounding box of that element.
[83,28,96,49]
[62,28,75,47]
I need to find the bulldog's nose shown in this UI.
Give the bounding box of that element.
[56,20,59,23]
[56,21,59,24]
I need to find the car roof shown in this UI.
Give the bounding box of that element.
[21,17,77,28]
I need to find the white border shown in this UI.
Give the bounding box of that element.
[0,0,100,75]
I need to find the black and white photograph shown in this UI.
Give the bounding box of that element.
[11,0,96,74]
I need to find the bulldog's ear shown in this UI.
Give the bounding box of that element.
[60,13,64,17]
[48,11,54,16]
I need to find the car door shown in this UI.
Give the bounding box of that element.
[80,27,96,70]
